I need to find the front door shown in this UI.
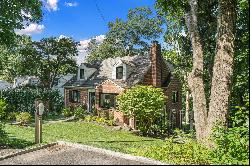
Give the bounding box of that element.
[88,92,96,113]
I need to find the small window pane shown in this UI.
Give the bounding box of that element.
[70,90,80,103]
[116,67,123,79]
[80,69,84,79]
[100,93,117,108]
[172,91,178,103]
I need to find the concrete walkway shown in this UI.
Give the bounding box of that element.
[0,142,168,165]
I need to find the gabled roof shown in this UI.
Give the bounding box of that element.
[65,54,151,88]
[0,80,13,90]
[65,53,175,89]
[80,62,100,68]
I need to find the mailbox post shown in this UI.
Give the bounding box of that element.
[35,102,44,144]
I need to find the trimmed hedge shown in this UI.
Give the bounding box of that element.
[0,87,63,115]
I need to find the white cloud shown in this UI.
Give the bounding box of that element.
[53,34,105,65]
[77,35,105,65]
[95,35,105,43]
[65,2,78,7]
[45,0,59,11]
[21,10,32,18]
[15,23,45,35]
[58,34,68,39]
[78,35,105,52]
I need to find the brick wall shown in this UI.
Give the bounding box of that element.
[143,41,171,87]
[95,80,125,125]
[114,110,124,125]
[95,80,136,128]
[64,88,88,108]
[95,80,123,110]
[142,41,182,128]
[162,75,182,128]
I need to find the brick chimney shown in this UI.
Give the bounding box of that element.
[150,41,162,87]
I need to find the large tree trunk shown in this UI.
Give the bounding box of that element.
[185,0,208,142]
[206,0,236,139]
[185,0,236,144]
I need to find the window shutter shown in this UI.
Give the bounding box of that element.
[69,90,72,102]
[77,91,80,102]
[176,91,179,102]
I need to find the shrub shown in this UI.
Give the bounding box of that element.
[147,123,168,137]
[117,85,166,135]
[96,117,106,124]
[62,107,73,117]
[16,112,31,125]
[105,119,115,126]
[136,138,211,165]
[0,99,5,134]
[90,116,98,121]
[1,87,63,114]
[0,99,7,120]
[6,112,18,121]
[210,96,249,165]
[147,113,169,137]
[83,115,115,126]
[74,106,87,119]
[84,115,92,122]
[0,122,4,135]
[39,89,64,114]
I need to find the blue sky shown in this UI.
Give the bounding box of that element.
[22,0,156,41]
[16,0,162,64]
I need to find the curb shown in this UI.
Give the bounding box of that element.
[57,141,169,165]
[0,142,58,161]
[1,141,170,165]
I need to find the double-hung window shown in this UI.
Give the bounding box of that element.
[100,93,117,109]
[116,66,123,79]
[69,90,80,103]
[80,69,85,79]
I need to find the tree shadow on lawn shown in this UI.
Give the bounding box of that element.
[0,134,34,149]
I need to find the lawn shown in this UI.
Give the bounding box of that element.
[3,122,164,154]
[2,121,212,165]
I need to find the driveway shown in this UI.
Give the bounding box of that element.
[0,143,167,165]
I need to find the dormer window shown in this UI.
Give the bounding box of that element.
[116,66,123,79]
[80,69,85,79]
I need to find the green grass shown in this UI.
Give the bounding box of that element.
[3,122,164,154]
[2,122,212,164]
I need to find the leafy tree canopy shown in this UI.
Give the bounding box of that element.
[86,7,164,62]
[17,36,79,89]
[0,0,42,45]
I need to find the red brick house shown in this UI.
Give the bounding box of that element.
[64,41,182,128]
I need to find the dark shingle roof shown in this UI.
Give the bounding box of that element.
[81,62,100,68]
[65,53,173,88]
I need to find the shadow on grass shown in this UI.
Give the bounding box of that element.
[0,134,34,149]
